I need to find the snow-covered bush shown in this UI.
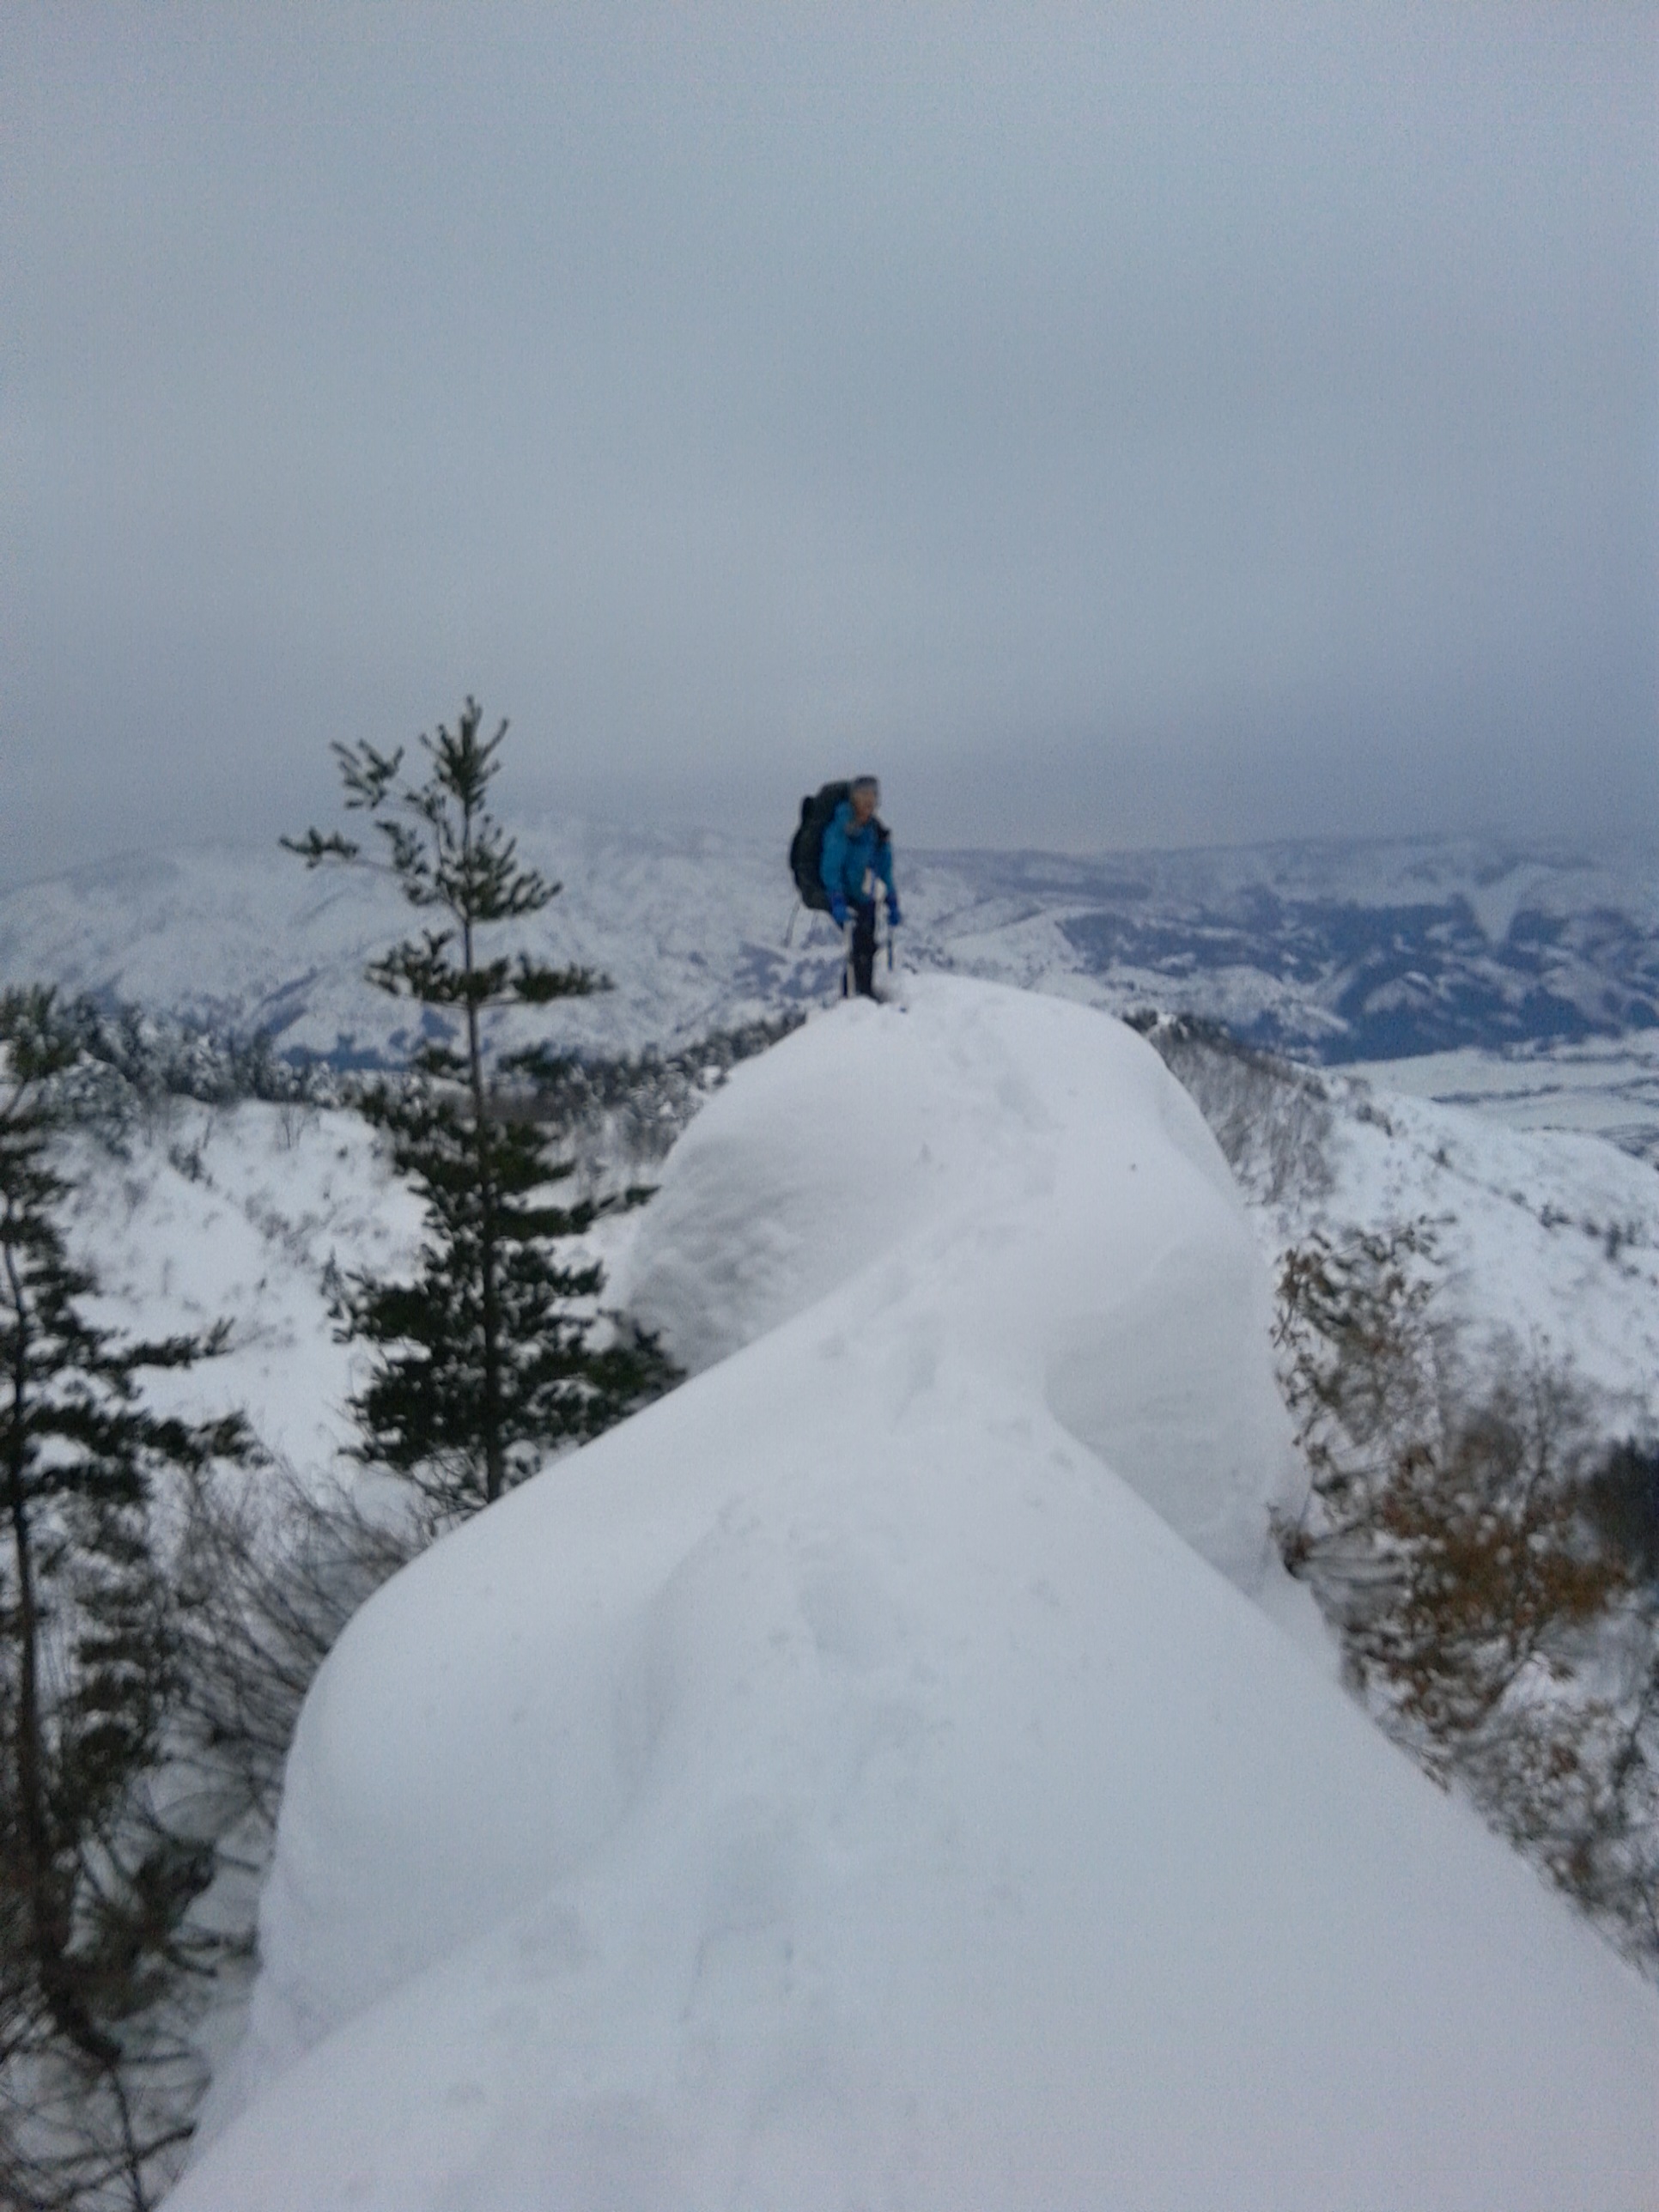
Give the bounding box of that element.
[50,996,331,1115]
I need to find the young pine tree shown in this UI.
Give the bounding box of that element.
[0,988,252,2207]
[285,699,676,1519]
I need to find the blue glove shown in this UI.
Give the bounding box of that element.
[829,894,849,928]
[885,892,902,927]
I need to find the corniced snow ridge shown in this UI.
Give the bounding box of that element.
[170,979,1659,2212]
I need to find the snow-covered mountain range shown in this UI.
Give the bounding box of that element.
[9,823,1659,1176]
[4,825,1656,1070]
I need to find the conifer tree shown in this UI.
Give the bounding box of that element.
[285,698,676,1517]
[0,987,252,2206]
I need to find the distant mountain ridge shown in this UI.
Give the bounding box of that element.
[947,836,1659,1060]
[1,826,1655,1069]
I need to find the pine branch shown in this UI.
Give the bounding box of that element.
[333,738,404,811]
[495,1042,575,1085]
[512,955,606,1006]
[277,829,360,867]
[378,817,437,899]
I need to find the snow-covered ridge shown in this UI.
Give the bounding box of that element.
[167,980,1659,2212]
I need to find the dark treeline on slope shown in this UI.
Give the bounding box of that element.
[0,990,257,2211]
[41,996,326,1118]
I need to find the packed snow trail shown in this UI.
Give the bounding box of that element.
[172,979,1659,2212]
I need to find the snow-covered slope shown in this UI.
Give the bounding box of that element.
[617,981,1289,1590]
[168,980,1659,2212]
[1316,1079,1659,1407]
[53,1099,422,1476]
[0,824,887,1063]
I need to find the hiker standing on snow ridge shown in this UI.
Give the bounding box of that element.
[821,775,900,999]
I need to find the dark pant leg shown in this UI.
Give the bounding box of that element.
[851,900,878,996]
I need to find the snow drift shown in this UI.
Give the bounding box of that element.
[172,978,1659,2212]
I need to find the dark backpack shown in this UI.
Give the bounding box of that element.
[789,782,890,911]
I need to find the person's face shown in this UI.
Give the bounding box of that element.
[851,786,877,825]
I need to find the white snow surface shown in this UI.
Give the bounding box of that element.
[169,980,1659,2212]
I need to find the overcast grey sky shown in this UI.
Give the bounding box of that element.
[3,2,1655,884]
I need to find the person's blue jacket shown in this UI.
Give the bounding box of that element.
[819,800,896,909]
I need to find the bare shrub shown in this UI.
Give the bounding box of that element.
[1274,1220,1659,1972]
[0,1468,417,2209]
[171,1465,419,1837]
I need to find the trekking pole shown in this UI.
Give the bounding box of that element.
[842,916,854,1000]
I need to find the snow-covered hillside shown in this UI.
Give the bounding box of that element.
[53,1099,422,1476]
[1193,1040,1659,1419]
[165,981,1659,2212]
